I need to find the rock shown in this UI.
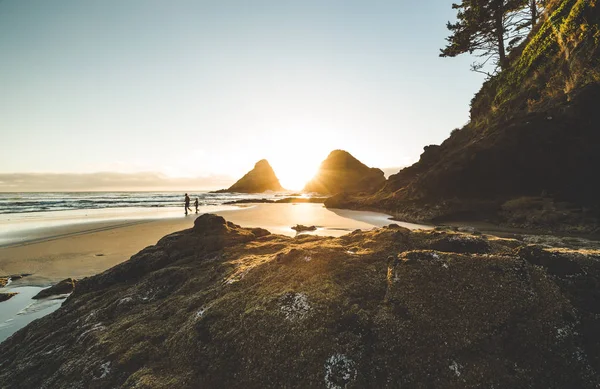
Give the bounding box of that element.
[305,150,385,195]
[457,226,480,234]
[0,277,9,288]
[291,224,317,232]
[428,234,491,254]
[0,292,18,302]
[219,159,284,193]
[32,278,77,299]
[8,273,32,281]
[397,250,444,264]
[516,245,583,276]
[1,223,599,388]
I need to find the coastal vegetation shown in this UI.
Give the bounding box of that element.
[327,0,600,234]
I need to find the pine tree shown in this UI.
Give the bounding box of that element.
[440,0,529,73]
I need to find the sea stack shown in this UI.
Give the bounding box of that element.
[224,159,284,193]
[304,150,385,195]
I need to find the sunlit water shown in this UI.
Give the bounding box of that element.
[0,191,304,246]
[0,192,292,214]
[0,286,66,343]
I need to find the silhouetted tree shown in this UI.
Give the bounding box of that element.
[528,0,548,27]
[440,0,530,74]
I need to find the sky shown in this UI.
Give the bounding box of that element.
[0,0,486,190]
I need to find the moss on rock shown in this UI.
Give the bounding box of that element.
[0,215,599,388]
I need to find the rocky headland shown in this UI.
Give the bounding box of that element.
[326,0,600,235]
[216,159,284,193]
[224,196,328,205]
[304,150,386,196]
[1,214,599,388]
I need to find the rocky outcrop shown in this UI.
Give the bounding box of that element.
[0,292,17,303]
[219,159,284,193]
[1,215,599,388]
[325,0,600,234]
[291,224,317,232]
[304,150,385,195]
[33,278,78,299]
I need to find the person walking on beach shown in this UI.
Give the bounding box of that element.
[184,193,192,215]
[194,198,199,214]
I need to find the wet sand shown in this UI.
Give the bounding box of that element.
[0,204,431,285]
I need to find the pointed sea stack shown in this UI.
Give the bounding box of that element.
[303,150,385,195]
[224,159,284,193]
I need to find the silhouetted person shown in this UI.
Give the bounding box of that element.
[184,193,192,215]
[194,198,199,213]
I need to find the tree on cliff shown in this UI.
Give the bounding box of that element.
[440,0,536,74]
[527,0,548,27]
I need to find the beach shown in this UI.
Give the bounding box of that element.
[0,203,431,286]
[0,202,431,342]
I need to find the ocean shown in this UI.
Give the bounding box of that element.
[0,191,289,214]
[0,191,302,247]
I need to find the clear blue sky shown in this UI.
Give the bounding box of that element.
[0,0,485,189]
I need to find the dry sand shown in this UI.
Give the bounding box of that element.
[0,203,430,285]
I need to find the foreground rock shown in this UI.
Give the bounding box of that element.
[1,214,599,388]
[304,150,385,195]
[33,278,78,299]
[218,159,284,193]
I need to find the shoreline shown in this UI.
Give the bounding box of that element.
[0,203,429,287]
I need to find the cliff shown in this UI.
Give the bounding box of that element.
[326,0,600,234]
[1,214,599,388]
[304,150,385,195]
[220,159,284,193]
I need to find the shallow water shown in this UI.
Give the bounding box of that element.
[0,286,66,343]
[0,191,310,246]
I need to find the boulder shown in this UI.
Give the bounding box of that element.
[291,224,317,232]
[428,234,491,254]
[0,292,17,303]
[516,245,583,277]
[32,278,77,299]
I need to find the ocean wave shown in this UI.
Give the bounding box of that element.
[0,192,285,214]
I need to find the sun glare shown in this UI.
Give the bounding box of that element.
[276,160,320,191]
[264,127,334,191]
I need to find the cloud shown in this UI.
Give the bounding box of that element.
[0,172,235,192]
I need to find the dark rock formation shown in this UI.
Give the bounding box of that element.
[0,273,31,288]
[304,150,385,195]
[224,197,328,205]
[291,224,317,232]
[0,292,17,303]
[8,273,31,281]
[325,1,600,234]
[1,215,599,388]
[219,159,284,193]
[33,278,78,299]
